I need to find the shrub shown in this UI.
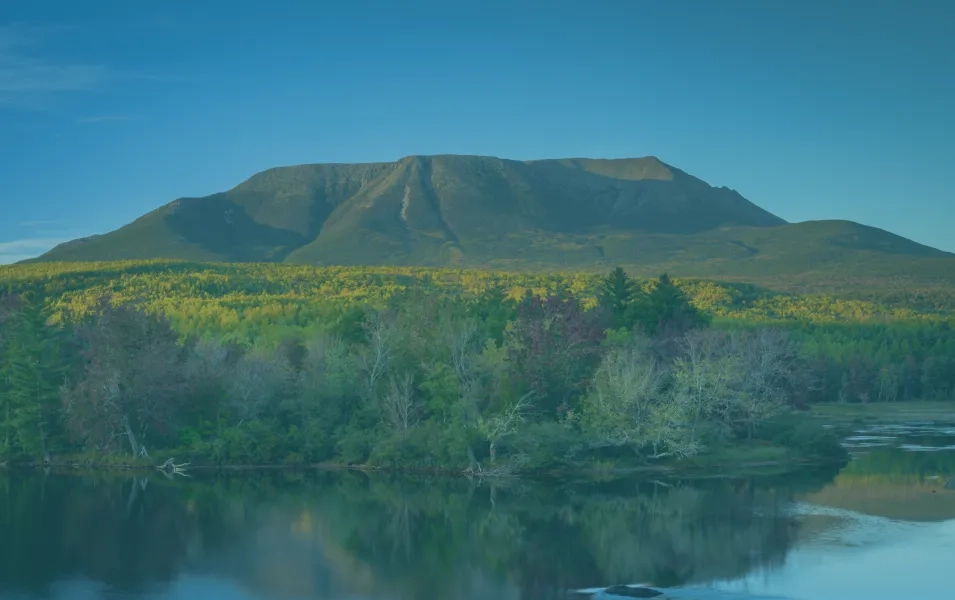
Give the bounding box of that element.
[755,413,847,461]
[367,422,470,470]
[502,422,587,471]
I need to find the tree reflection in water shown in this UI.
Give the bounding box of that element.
[0,466,841,600]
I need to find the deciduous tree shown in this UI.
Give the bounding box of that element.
[62,299,187,456]
[476,391,534,463]
[732,328,800,438]
[579,337,665,449]
[382,371,419,435]
[357,309,398,400]
[505,291,605,417]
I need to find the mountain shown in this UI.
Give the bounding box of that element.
[34,155,954,288]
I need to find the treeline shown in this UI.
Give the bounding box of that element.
[787,322,955,404]
[1,270,849,467]
[4,260,955,329]
[706,319,955,405]
[2,262,954,408]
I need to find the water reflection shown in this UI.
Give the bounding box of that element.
[700,423,955,600]
[4,422,952,600]
[0,467,843,600]
[815,424,955,522]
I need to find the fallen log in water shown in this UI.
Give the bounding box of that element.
[158,457,191,477]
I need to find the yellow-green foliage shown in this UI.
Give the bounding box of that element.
[1,260,952,344]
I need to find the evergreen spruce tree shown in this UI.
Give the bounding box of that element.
[638,274,710,338]
[1,294,64,459]
[599,266,638,330]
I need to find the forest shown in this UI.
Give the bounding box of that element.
[1,260,953,470]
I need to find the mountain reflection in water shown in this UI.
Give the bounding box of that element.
[0,427,953,600]
[0,468,840,600]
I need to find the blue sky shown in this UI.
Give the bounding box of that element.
[1,0,953,263]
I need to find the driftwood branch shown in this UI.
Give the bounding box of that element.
[157,457,191,478]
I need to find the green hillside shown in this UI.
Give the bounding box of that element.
[32,155,954,289]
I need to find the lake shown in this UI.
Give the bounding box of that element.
[1,423,953,600]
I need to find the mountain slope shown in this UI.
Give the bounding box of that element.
[34,155,954,286]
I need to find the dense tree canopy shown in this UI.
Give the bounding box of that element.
[0,261,950,468]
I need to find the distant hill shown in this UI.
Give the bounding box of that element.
[34,155,955,288]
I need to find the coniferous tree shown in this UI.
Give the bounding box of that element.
[600,267,639,330]
[0,294,18,456]
[0,294,65,458]
[636,274,710,340]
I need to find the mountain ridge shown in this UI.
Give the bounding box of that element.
[33,154,954,286]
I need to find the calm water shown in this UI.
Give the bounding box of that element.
[1,424,953,600]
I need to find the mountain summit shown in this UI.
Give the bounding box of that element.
[35,155,953,285]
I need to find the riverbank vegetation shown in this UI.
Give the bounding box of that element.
[2,261,952,470]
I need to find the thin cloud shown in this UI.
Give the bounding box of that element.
[0,23,77,50]
[77,114,132,123]
[0,57,106,92]
[0,237,68,264]
[0,23,108,109]
[17,219,61,228]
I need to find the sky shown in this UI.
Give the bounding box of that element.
[1,0,954,263]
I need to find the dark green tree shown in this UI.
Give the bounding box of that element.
[600,267,639,330]
[633,274,710,340]
[0,294,65,458]
[0,294,17,457]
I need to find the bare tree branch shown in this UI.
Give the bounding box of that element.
[381,371,419,434]
[357,309,396,399]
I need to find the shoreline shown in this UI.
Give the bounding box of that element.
[809,401,955,428]
[0,452,847,479]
